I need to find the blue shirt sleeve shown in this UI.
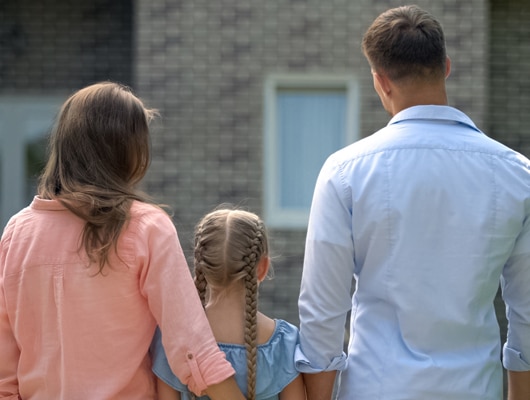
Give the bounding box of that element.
[296,156,351,373]
[502,196,530,371]
[253,319,300,398]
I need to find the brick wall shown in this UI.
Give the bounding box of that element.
[135,0,490,326]
[488,1,530,394]
[0,0,133,93]
[489,0,530,157]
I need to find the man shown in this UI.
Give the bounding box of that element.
[296,5,530,400]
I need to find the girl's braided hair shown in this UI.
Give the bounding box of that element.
[193,208,268,400]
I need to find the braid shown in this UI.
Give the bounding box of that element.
[194,268,207,307]
[193,223,209,307]
[244,266,258,400]
[243,221,265,400]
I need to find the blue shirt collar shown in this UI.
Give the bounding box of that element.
[388,105,482,133]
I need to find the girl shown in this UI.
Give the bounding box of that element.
[151,208,306,400]
[0,82,243,400]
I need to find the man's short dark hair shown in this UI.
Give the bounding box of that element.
[362,5,447,82]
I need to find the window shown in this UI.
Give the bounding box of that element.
[263,74,360,229]
[0,97,64,229]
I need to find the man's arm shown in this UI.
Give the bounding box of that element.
[297,158,352,398]
[303,371,337,400]
[502,205,530,400]
[507,370,530,400]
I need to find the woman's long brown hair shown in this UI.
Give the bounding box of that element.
[38,82,157,272]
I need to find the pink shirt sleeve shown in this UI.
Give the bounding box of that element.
[133,206,235,395]
[0,225,21,399]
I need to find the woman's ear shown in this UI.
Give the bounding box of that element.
[257,256,270,282]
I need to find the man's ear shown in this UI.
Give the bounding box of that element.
[445,56,451,78]
[373,70,392,96]
[257,256,270,282]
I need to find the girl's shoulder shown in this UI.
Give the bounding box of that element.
[260,318,299,349]
[219,319,300,399]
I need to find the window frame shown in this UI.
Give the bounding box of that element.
[263,73,360,229]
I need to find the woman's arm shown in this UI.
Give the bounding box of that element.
[155,372,245,400]
[0,240,21,400]
[203,376,245,400]
[156,378,181,400]
[279,374,307,400]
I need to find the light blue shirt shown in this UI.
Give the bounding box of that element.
[296,105,530,400]
[151,319,300,400]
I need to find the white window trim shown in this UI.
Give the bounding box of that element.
[263,73,360,229]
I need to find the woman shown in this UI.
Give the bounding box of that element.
[0,82,243,400]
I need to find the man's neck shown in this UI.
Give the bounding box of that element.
[388,80,448,116]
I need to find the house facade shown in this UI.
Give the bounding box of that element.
[1,2,529,379]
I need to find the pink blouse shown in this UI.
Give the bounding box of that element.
[0,197,234,399]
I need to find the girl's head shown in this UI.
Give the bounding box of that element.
[194,208,269,295]
[38,82,157,272]
[193,208,269,400]
[39,81,156,198]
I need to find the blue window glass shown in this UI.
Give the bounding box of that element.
[277,89,346,210]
